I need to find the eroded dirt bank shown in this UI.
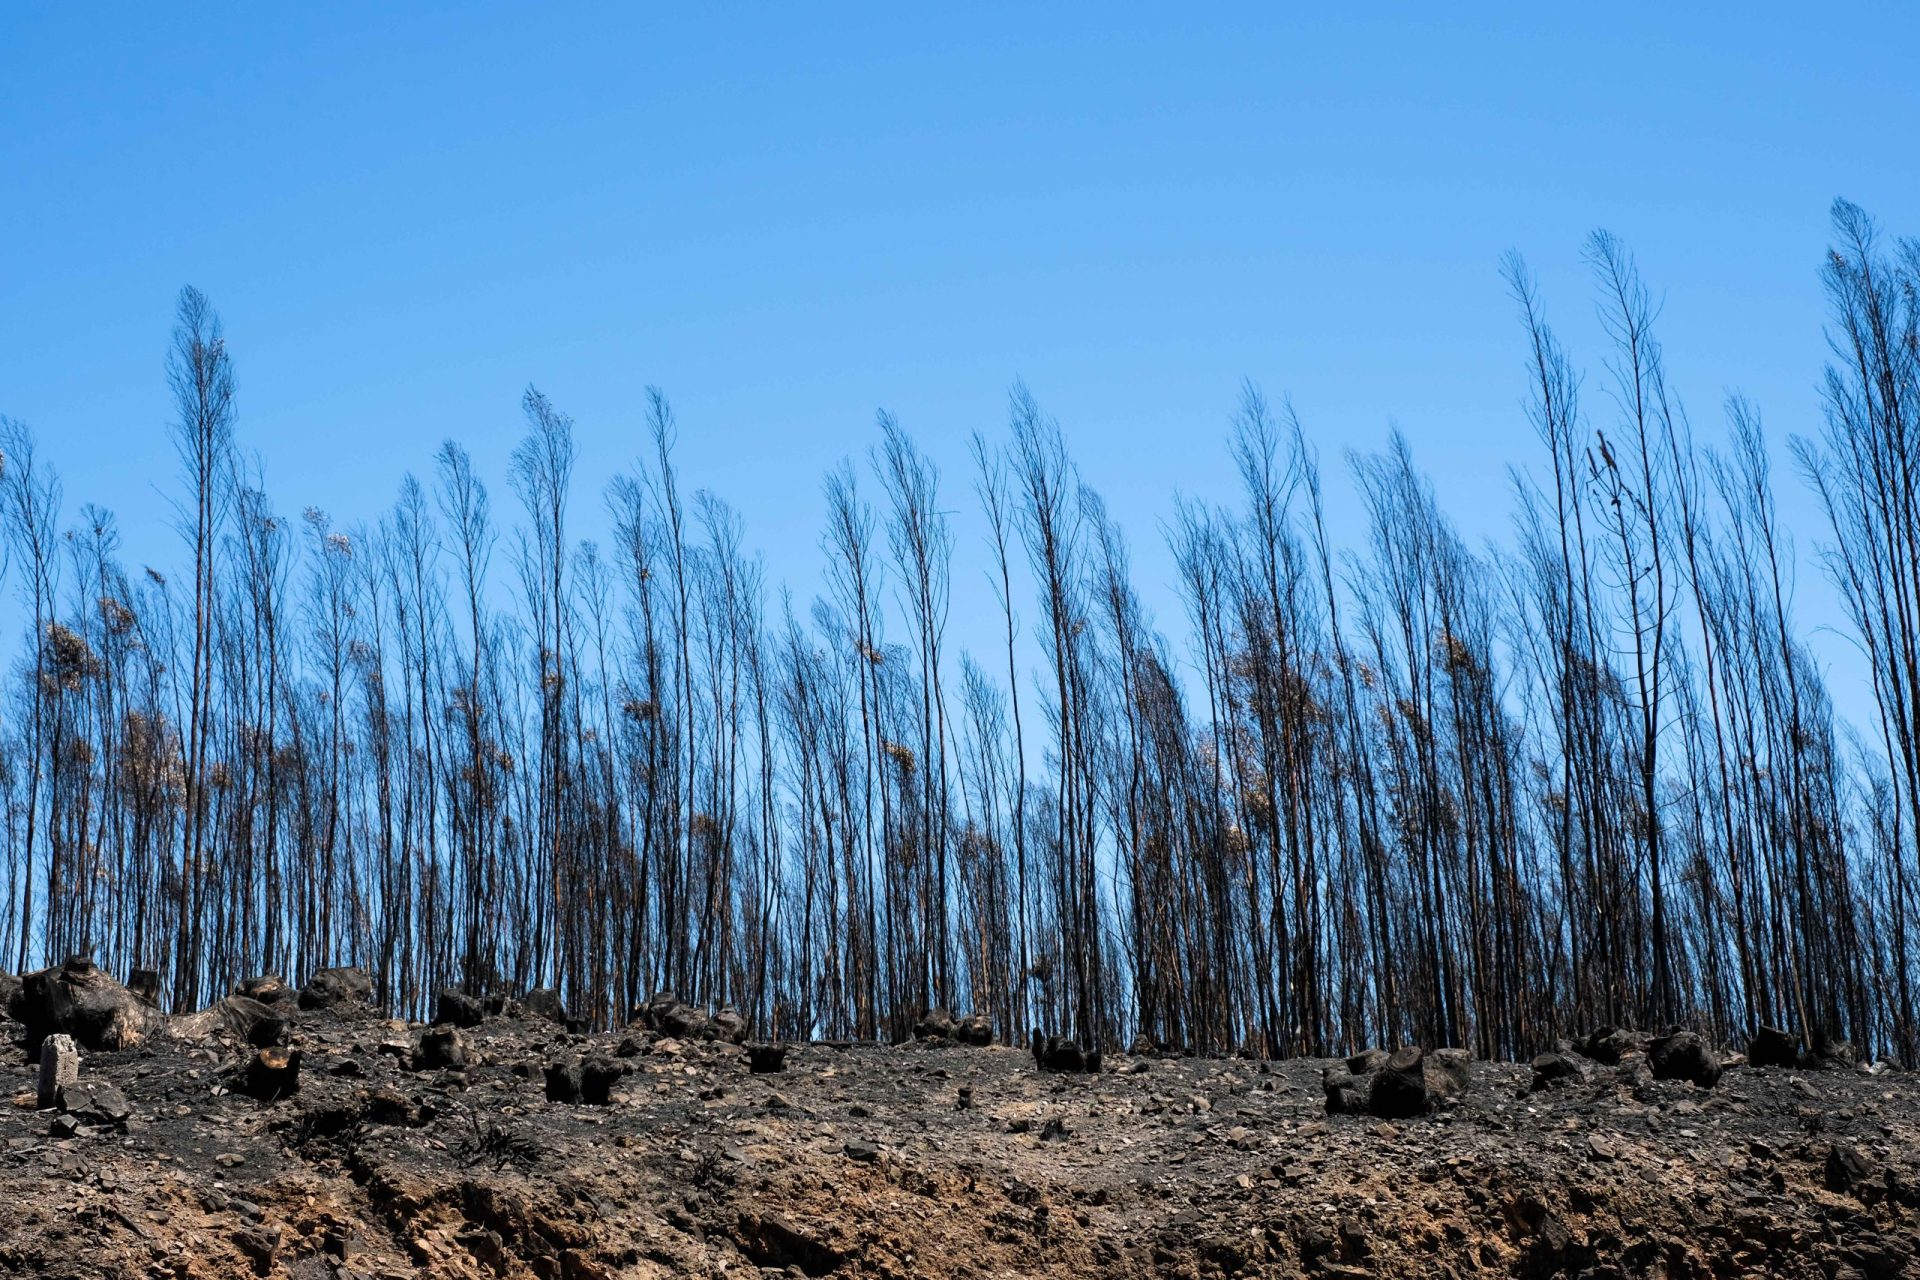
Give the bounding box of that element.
[2,979,1916,1278]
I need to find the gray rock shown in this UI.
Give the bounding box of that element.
[1649,1029,1721,1088]
[415,1026,467,1071]
[432,988,487,1028]
[298,966,373,1012]
[38,1033,79,1109]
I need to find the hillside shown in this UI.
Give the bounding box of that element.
[2,966,1915,1278]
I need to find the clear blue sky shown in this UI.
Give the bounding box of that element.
[4,5,1916,724]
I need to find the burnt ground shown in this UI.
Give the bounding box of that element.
[2,1005,1918,1279]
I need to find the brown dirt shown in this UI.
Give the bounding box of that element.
[2,1007,1917,1278]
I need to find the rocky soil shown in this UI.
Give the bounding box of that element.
[3,967,1918,1279]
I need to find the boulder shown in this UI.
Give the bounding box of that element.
[432,988,487,1029]
[518,987,569,1025]
[234,1224,281,1275]
[1325,1046,1471,1117]
[58,1080,132,1126]
[298,966,373,1012]
[1648,1029,1722,1088]
[711,1005,749,1044]
[17,955,161,1050]
[0,970,22,1021]
[637,991,708,1038]
[914,1007,958,1040]
[587,1057,621,1102]
[913,1007,993,1045]
[415,1026,467,1071]
[1747,1024,1800,1069]
[957,1012,994,1046]
[1530,1052,1584,1091]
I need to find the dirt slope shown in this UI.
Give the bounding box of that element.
[3,1000,1916,1279]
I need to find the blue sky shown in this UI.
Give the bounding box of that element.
[4,5,1917,725]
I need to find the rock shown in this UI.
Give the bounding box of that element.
[1325,1046,1469,1117]
[1748,1024,1800,1069]
[914,1007,958,1040]
[415,1026,467,1071]
[1368,1047,1431,1119]
[233,1224,281,1275]
[37,1033,80,1109]
[746,1043,789,1074]
[58,1080,132,1125]
[711,1005,748,1043]
[1508,1195,1575,1274]
[432,988,487,1028]
[638,991,713,1039]
[1648,1030,1721,1088]
[914,1006,992,1045]
[520,987,569,1025]
[560,1249,617,1280]
[298,966,373,1012]
[1531,1052,1583,1091]
[242,1046,301,1101]
[17,955,162,1050]
[0,970,22,1021]
[732,1211,845,1275]
[1826,1142,1875,1194]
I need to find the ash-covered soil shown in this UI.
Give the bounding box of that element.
[3,985,1917,1279]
